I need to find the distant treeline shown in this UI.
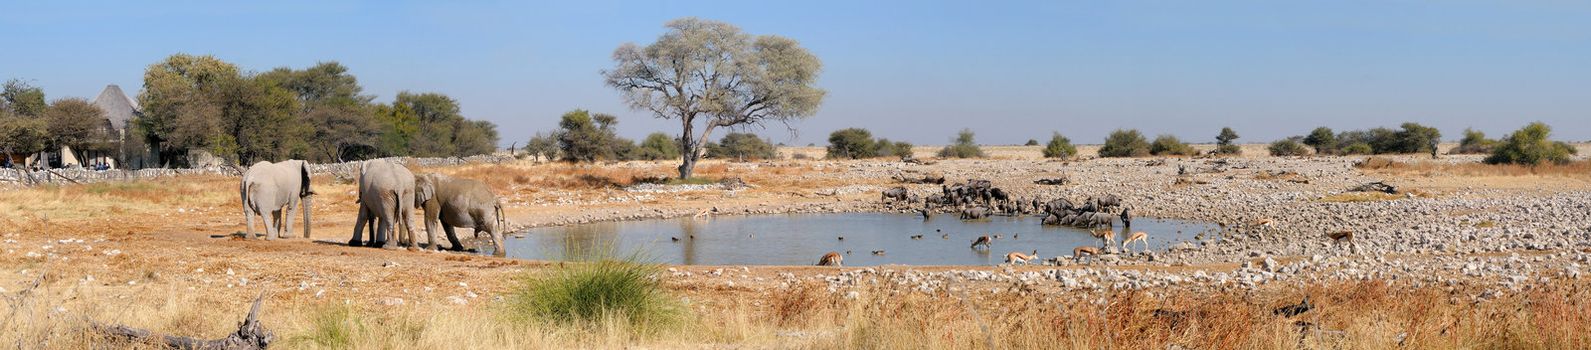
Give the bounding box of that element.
[523,109,778,163]
[1,54,499,168]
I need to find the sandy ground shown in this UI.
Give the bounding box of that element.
[2,144,1590,348]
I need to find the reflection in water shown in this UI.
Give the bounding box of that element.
[506,213,1218,267]
[679,219,699,265]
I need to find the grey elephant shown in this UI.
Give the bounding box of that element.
[349,159,418,249]
[240,160,314,240]
[415,173,508,257]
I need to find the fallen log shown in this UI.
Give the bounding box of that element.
[1033,177,1069,186]
[1349,181,1397,194]
[95,292,272,350]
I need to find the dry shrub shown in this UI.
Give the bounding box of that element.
[1413,160,1591,178]
[1354,156,1399,170]
[769,282,830,326]
[1253,170,1301,181]
[1320,192,1403,203]
[1358,158,1591,179]
[449,163,676,191]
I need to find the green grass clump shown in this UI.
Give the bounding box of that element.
[290,305,364,348]
[504,258,680,331]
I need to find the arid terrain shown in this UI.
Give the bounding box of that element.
[3,144,1591,349]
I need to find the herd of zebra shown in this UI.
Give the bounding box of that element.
[881,180,1132,229]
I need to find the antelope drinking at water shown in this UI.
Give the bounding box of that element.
[1005,250,1038,265]
[1121,231,1149,253]
[817,252,843,266]
[970,235,992,250]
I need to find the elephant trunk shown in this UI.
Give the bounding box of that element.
[301,194,313,239]
[493,201,507,257]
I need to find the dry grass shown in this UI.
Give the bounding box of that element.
[1358,157,1591,179]
[0,176,238,222]
[1319,192,1404,203]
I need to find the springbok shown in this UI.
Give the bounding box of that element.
[1326,230,1358,252]
[1326,230,1354,243]
[817,252,843,266]
[1121,231,1149,253]
[970,235,992,250]
[1005,250,1038,265]
[1088,229,1116,247]
[1249,218,1275,228]
[1073,246,1101,262]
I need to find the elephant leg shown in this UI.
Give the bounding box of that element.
[366,213,378,244]
[424,212,443,251]
[262,209,278,241]
[350,205,370,246]
[375,216,394,248]
[443,225,464,251]
[483,212,505,257]
[377,208,396,249]
[244,204,256,240]
[398,204,418,250]
[282,200,295,240]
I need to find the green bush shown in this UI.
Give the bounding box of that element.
[525,132,559,161]
[1041,132,1076,159]
[1341,142,1374,155]
[1268,138,1310,156]
[1303,127,1336,155]
[1303,123,1442,155]
[706,132,777,161]
[1149,135,1195,156]
[1024,139,1039,146]
[826,128,877,159]
[1100,129,1150,158]
[1391,122,1441,154]
[1485,122,1577,165]
[879,139,914,158]
[555,109,633,162]
[1449,128,1496,155]
[825,128,916,159]
[1214,127,1241,155]
[504,258,680,328]
[936,128,985,158]
[636,132,681,160]
[1215,144,1241,155]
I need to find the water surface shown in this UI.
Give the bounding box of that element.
[506,213,1216,266]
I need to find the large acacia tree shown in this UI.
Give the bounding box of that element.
[603,17,825,179]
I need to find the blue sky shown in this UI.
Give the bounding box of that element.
[4,0,1590,146]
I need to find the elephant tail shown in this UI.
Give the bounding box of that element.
[391,189,411,244]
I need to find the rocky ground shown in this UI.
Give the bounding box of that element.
[1,145,1589,347]
[585,151,1591,305]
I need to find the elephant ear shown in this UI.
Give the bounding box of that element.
[416,174,436,205]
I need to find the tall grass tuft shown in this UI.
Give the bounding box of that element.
[503,253,681,333]
[289,305,364,348]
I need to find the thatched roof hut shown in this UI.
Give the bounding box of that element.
[90,84,139,131]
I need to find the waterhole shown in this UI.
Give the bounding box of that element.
[505,213,1217,266]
